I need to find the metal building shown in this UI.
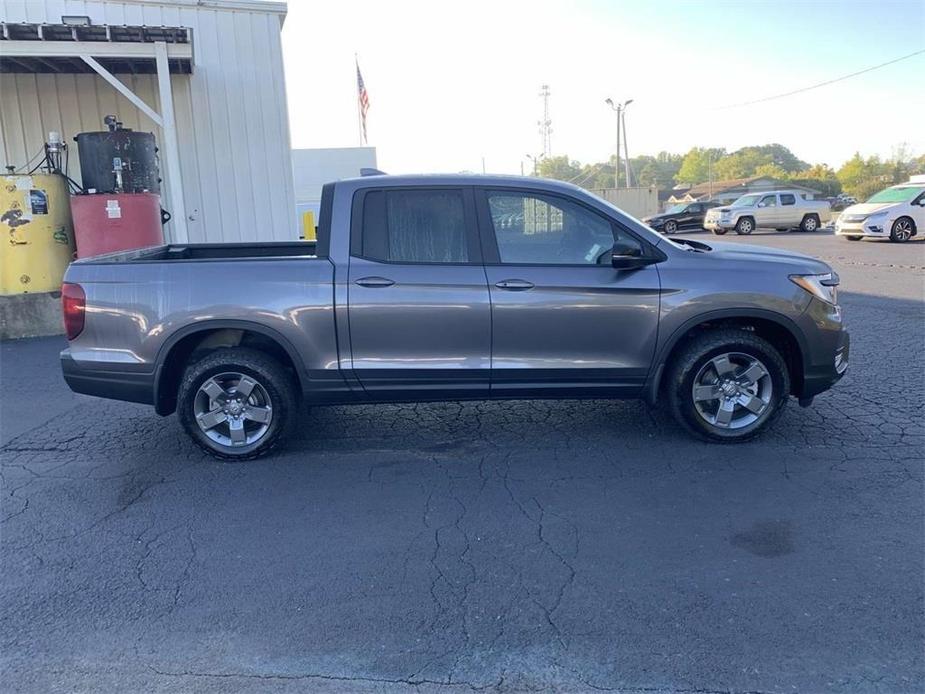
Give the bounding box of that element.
[0,0,296,243]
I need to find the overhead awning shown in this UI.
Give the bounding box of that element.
[0,22,194,242]
[0,22,193,74]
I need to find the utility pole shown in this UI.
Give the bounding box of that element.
[708,151,714,198]
[538,84,552,157]
[621,103,633,187]
[605,98,632,188]
[526,153,543,176]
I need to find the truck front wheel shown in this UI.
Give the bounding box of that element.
[177,347,297,460]
[734,217,754,235]
[666,329,790,442]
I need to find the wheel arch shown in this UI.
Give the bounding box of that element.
[645,308,808,405]
[894,215,918,234]
[153,320,306,415]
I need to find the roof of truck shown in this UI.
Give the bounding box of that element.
[338,173,587,190]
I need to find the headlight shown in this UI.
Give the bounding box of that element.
[790,272,839,306]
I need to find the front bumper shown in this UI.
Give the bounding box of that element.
[61,350,155,406]
[834,218,889,238]
[797,297,850,399]
[801,329,849,398]
[704,219,735,231]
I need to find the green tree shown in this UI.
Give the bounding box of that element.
[713,144,809,180]
[676,147,725,185]
[753,162,790,180]
[536,155,582,181]
[836,153,890,199]
[792,164,841,197]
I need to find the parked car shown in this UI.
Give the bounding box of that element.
[642,201,722,234]
[704,191,832,235]
[60,174,849,459]
[835,180,925,242]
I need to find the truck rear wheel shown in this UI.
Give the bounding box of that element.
[666,329,789,442]
[800,214,820,232]
[177,347,297,460]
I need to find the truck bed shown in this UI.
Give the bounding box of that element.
[77,241,318,264]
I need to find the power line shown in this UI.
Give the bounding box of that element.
[716,48,925,110]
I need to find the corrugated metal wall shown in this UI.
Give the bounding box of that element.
[591,187,660,219]
[0,0,296,243]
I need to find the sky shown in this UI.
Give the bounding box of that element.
[281,0,925,175]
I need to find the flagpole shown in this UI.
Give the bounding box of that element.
[355,54,363,146]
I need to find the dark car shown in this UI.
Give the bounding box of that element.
[643,201,721,234]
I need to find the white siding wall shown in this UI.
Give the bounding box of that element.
[0,0,296,242]
[292,147,377,217]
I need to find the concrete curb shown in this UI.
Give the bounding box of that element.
[0,292,64,340]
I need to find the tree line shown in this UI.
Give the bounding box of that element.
[536,143,925,200]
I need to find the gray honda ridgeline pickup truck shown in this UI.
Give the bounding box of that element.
[60,174,849,459]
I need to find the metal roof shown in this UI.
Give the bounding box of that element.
[0,22,193,74]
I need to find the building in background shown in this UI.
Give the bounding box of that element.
[590,186,659,219]
[292,146,377,224]
[0,0,296,244]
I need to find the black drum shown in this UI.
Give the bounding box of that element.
[74,130,159,194]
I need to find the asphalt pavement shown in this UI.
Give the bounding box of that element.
[1,229,923,693]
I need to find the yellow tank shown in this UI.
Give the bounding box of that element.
[1,174,76,295]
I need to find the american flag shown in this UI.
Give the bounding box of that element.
[356,59,370,144]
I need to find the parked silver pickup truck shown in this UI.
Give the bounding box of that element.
[704,190,832,235]
[61,175,849,459]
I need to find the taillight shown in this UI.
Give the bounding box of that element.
[61,282,86,340]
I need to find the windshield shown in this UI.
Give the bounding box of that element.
[865,186,924,204]
[730,194,761,208]
[665,204,688,214]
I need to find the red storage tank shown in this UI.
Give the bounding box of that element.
[70,192,164,258]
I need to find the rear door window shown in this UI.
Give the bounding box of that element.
[359,189,470,263]
[780,194,796,206]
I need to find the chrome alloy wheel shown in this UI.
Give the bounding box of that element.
[692,352,772,430]
[892,218,913,242]
[194,372,273,447]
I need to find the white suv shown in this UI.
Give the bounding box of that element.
[835,178,925,243]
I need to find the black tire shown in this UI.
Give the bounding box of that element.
[663,220,678,234]
[711,228,728,236]
[800,214,820,232]
[844,235,862,241]
[889,216,915,243]
[666,329,790,442]
[177,347,298,460]
[734,217,754,235]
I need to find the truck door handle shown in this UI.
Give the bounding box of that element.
[495,279,534,291]
[355,276,395,288]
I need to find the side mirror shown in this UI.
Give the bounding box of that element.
[611,244,655,270]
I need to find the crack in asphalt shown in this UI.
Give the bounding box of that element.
[147,665,504,690]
